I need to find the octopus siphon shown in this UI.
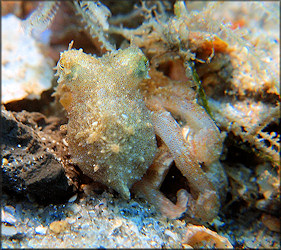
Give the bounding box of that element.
[55,41,226,223]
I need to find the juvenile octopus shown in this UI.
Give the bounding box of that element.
[55,42,157,200]
[55,42,225,222]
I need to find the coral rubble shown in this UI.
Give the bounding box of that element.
[2,14,54,104]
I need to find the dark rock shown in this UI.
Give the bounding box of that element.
[1,107,75,204]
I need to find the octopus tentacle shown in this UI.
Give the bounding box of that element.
[145,99,220,222]
[132,145,189,219]
[153,96,224,165]
[132,179,189,219]
[142,145,174,190]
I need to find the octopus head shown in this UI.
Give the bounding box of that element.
[109,47,150,89]
[55,49,83,81]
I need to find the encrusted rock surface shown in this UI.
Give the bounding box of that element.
[2,14,54,104]
[1,107,74,204]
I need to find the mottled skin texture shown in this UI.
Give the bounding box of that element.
[55,45,157,199]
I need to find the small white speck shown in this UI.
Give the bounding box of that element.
[67,218,76,224]
[2,210,17,225]
[68,194,78,203]
[35,225,47,235]
[164,229,179,241]
[62,138,68,146]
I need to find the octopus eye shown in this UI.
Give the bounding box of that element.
[135,56,149,79]
[59,62,65,70]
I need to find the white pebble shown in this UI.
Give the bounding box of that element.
[1,209,17,225]
[35,225,47,235]
[164,229,179,242]
[67,217,76,224]
[68,203,81,214]
[2,225,17,236]
[68,194,78,203]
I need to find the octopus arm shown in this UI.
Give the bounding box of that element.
[143,145,174,190]
[133,179,189,220]
[156,96,224,165]
[146,99,220,222]
[132,144,188,219]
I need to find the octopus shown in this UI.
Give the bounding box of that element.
[55,41,226,223]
